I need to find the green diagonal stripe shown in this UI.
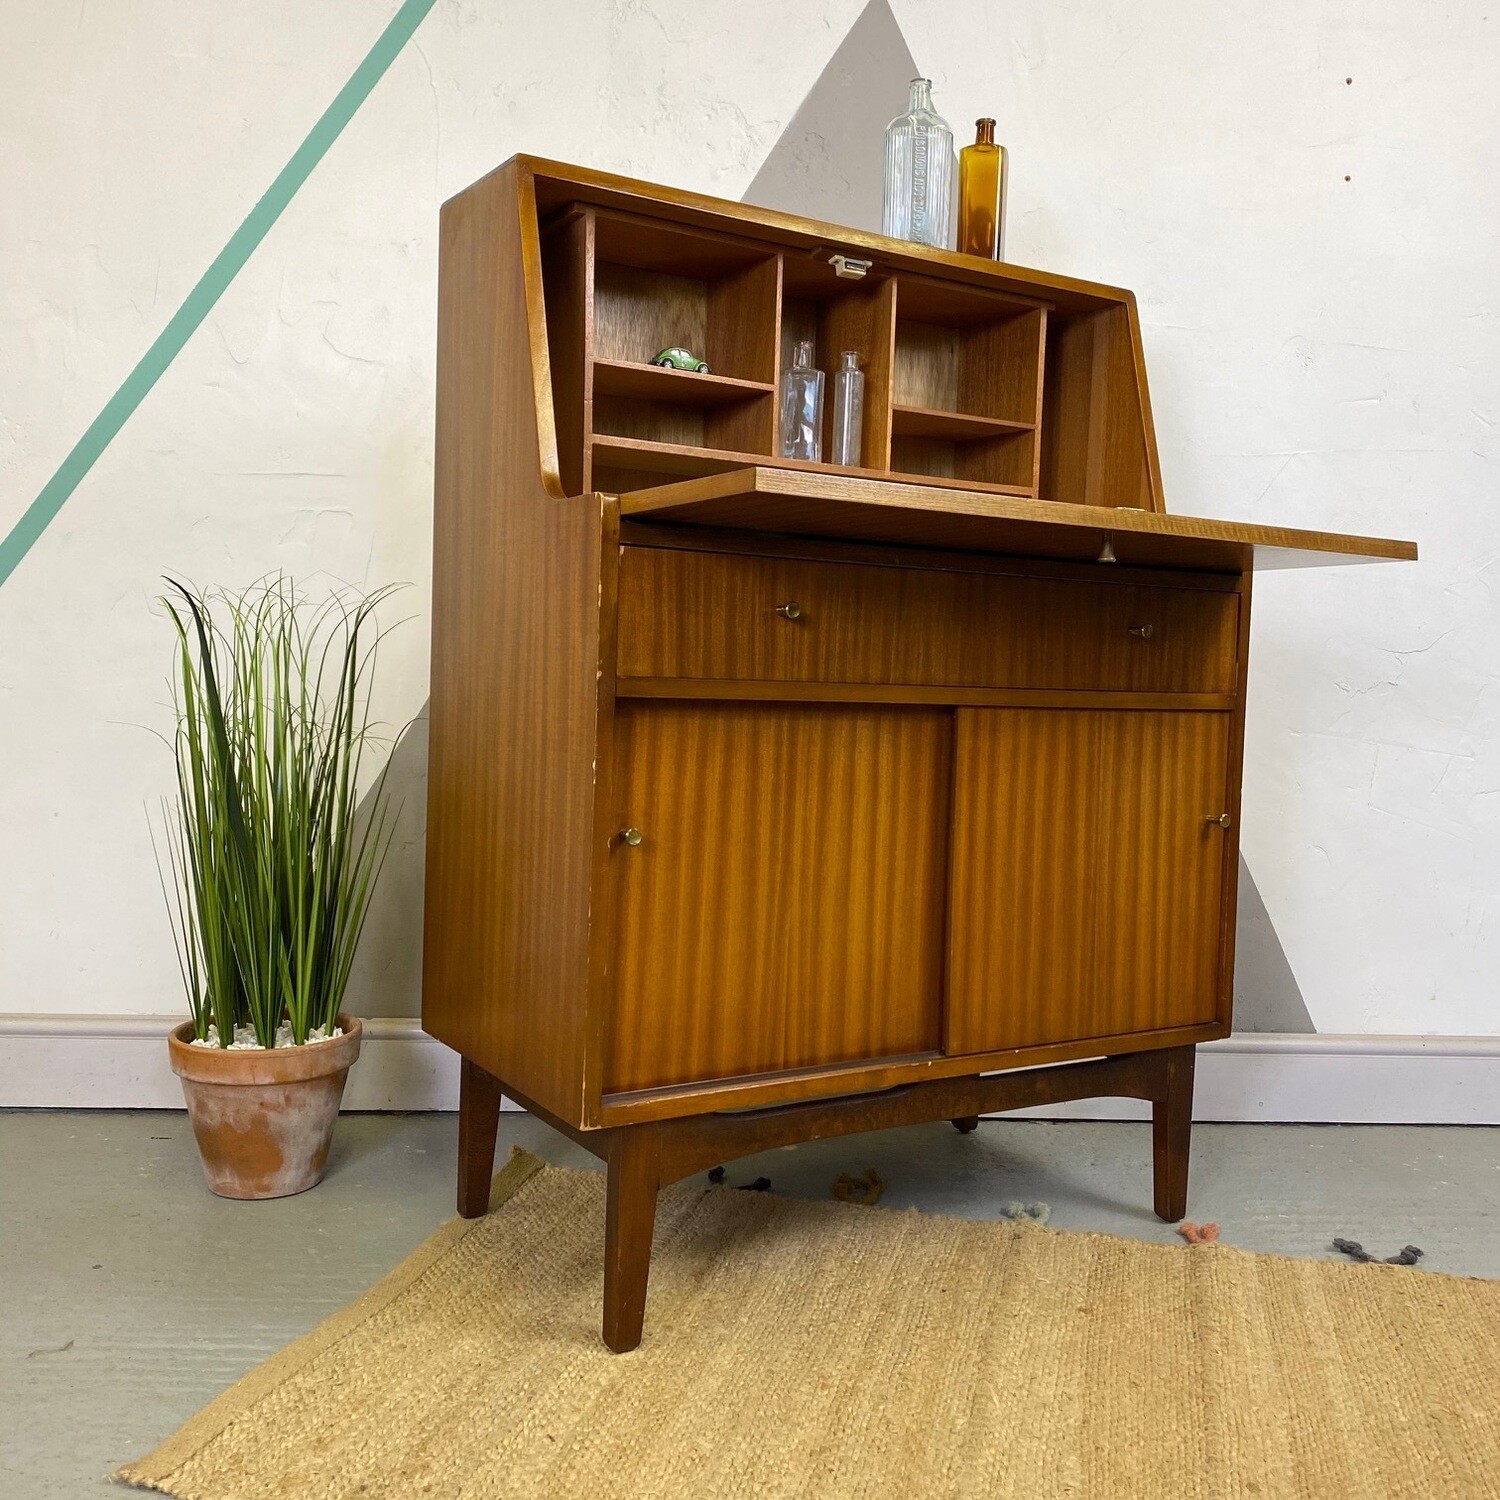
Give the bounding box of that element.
[0,0,439,591]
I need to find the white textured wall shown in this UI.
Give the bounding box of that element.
[2,0,1493,1033]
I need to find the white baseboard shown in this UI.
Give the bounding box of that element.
[1,1017,1497,1123]
[1005,1033,1500,1124]
[0,1015,468,1113]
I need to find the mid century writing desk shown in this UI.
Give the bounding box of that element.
[423,157,1416,1351]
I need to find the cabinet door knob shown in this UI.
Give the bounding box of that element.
[775,601,803,621]
[1205,813,1232,829]
[618,827,643,847]
[1128,623,1154,639]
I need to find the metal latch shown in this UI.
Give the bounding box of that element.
[828,253,872,280]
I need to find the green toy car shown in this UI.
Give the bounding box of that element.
[650,346,711,374]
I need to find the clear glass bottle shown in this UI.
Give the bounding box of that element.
[830,351,864,467]
[882,78,954,249]
[958,117,1008,259]
[779,339,824,462]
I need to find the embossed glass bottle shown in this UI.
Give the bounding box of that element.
[882,78,954,249]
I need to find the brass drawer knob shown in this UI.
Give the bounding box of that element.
[775,601,803,621]
[619,827,643,847]
[1127,623,1154,639]
[1205,813,1232,829]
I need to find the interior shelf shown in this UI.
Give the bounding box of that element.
[591,211,781,387]
[890,405,1035,441]
[590,435,1035,497]
[592,435,751,476]
[592,359,774,407]
[892,278,1046,432]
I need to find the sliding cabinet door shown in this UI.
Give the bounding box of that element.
[607,702,952,1093]
[1094,711,1230,1034]
[945,709,1101,1053]
[945,709,1230,1056]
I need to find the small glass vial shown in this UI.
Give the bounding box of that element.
[882,78,954,249]
[958,117,1008,259]
[779,340,824,462]
[830,351,864,467]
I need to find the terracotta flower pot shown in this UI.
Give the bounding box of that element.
[168,1014,362,1200]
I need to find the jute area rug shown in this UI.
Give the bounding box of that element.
[120,1148,1500,1499]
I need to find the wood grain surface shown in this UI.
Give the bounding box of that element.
[617,465,1417,569]
[616,544,1240,693]
[606,702,951,1091]
[946,708,1229,1054]
[591,434,1036,498]
[423,163,616,1127]
[946,708,1101,1054]
[1094,710,1232,1033]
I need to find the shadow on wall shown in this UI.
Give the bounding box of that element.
[347,710,428,1020]
[346,0,1315,1036]
[740,0,916,233]
[1234,855,1314,1032]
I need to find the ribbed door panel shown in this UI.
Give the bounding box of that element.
[946,709,1228,1053]
[607,701,951,1092]
[1095,712,1229,1033]
[945,710,1101,1052]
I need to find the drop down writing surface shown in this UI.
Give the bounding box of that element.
[617,467,1417,571]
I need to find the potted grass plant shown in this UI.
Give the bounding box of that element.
[154,576,397,1199]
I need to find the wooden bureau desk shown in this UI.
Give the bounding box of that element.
[423,156,1417,1351]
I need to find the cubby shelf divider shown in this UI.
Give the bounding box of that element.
[538,183,1166,509]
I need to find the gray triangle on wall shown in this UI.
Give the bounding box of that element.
[1234,855,1317,1032]
[741,0,918,231]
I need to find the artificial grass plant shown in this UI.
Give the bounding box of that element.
[154,576,398,1047]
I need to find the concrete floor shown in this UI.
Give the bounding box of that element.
[2,1111,1496,1498]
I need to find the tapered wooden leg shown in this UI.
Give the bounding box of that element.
[603,1125,662,1353]
[951,1116,981,1133]
[457,1058,504,1219]
[1152,1045,1196,1222]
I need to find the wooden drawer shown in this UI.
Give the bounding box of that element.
[617,546,1239,694]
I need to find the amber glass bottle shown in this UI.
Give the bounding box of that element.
[958,118,1008,259]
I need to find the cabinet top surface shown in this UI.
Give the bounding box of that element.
[490,154,1139,313]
